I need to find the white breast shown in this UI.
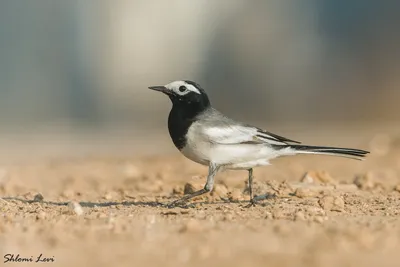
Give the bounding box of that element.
[180,134,211,166]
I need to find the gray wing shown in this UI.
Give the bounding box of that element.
[195,108,301,145]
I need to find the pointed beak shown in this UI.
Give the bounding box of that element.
[148,86,172,95]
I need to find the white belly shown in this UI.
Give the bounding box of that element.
[181,140,295,169]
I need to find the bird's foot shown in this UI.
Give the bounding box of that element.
[166,188,209,208]
[245,193,276,208]
[165,199,185,209]
[245,198,258,208]
[165,199,196,209]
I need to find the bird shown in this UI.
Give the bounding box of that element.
[148,80,369,207]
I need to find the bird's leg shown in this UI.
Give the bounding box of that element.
[247,168,254,201]
[246,169,276,207]
[167,163,220,208]
[246,168,260,206]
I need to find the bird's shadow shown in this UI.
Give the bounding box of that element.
[1,196,164,208]
[1,193,276,210]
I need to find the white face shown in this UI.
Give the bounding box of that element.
[165,81,201,96]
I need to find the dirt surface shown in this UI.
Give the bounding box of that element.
[1,131,400,267]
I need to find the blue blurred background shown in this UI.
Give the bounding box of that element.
[0,0,399,158]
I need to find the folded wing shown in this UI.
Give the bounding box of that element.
[195,108,301,146]
[200,124,300,146]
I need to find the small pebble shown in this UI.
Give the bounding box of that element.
[319,196,345,212]
[68,201,84,216]
[103,193,113,200]
[36,212,47,220]
[354,173,376,190]
[184,182,203,195]
[301,173,314,184]
[33,193,44,202]
[301,171,337,185]
[295,188,317,198]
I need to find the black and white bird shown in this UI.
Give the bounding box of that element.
[148,80,369,206]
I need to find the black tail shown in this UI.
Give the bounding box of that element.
[276,145,370,160]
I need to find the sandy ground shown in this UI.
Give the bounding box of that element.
[1,129,400,267]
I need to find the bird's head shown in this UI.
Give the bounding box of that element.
[148,80,210,108]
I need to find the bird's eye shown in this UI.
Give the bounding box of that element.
[178,86,187,92]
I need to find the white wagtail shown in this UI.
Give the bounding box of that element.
[148,80,369,206]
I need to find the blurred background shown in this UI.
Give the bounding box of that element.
[0,0,399,159]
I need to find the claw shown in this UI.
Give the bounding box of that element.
[166,199,183,209]
[245,200,257,208]
[245,193,276,208]
[165,199,196,209]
